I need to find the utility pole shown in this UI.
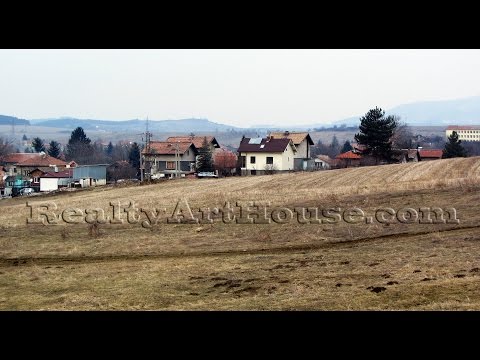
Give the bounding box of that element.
[138,117,152,182]
[174,142,180,178]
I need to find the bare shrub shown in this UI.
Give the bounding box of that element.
[264,164,278,175]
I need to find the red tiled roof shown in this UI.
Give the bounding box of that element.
[419,149,443,159]
[40,170,73,178]
[237,137,293,153]
[447,125,480,130]
[166,136,219,149]
[0,153,38,164]
[15,154,67,167]
[143,141,194,155]
[336,150,362,159]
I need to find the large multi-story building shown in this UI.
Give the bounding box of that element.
[446,126,480,142]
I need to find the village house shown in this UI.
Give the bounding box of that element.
[336,150,362,168]
[166,136,220,151]
[446,125,480,142]
[143,135,221,179]
[0,152,68,177]
[237,136,297,175]
[0,152,70,194]
[392,149,420,163]
[269,131,314,170]
[143,141,197,178]
[0,153,38,175]
[314,155,335,170]
[418,149,443,161]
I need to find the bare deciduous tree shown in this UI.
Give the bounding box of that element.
[0,137,14,157]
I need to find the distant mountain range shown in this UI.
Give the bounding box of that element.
[2,96,480,133]
[0,115,30,126]
[28,117,241,132]
[326,96,480,128]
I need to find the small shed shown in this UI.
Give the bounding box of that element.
[73,164,108,187]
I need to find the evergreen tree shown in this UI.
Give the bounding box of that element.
[128,142,141,176]
[32,137,46,152]
[354,107,398,163]
[106,141,114,157]
[66,127,92,163]
[69,127,91,145]
[196,137,214,172]
[47,140,61,158]
[330,135,339,149]
[22,134,28,141]
[341,140,353,153]
[443,131,467,158]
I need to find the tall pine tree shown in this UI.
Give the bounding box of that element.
[354,107,398,163]
[330,135,339,149]
[443,131,467,158]
[32,137,46,152]
[341,140,353,153]
[128,142,141,178]
[196,137,214,172]
[47,140,61,158]
[66,127,92,163]
[106,141,114,158]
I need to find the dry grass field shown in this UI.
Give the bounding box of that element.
[1,157,480,310]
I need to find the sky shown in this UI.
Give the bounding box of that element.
[1,49,480,127]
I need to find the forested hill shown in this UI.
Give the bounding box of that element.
[0,115,30,126]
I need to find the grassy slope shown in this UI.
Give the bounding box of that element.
[1,157,480,309]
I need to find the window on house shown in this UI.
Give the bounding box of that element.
[266,157,273,164]
[24,170,29,176]
[166,161,175,170]
[34,177,40,183]
[251,170,256,175]
[250,156,256,164]
[13,168,16,173]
